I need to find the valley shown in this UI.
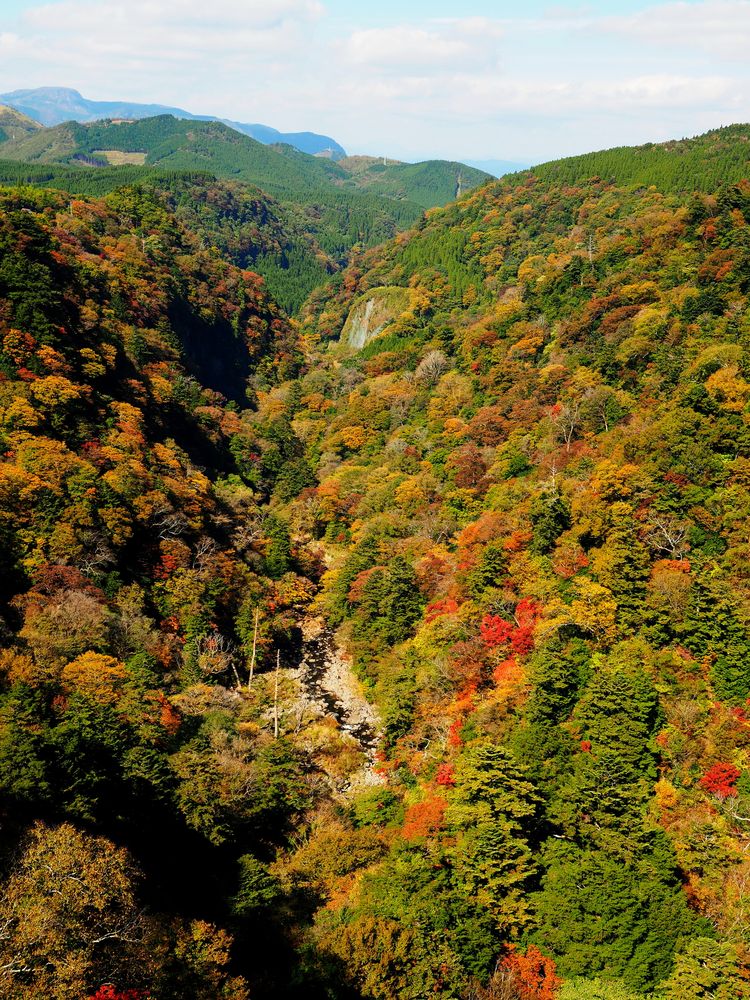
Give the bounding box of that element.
[0,108,491,314]
[0,118,748,999]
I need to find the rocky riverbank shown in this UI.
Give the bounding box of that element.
[290,615,383,792]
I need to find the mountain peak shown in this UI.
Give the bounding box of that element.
[3,86,84,99]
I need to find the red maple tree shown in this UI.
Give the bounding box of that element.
[88,987,148,1000]
[500,945,561,999]
[700,762,741,798]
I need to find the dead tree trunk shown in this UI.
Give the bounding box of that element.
[247,607,259,689]
[273,649,280,740]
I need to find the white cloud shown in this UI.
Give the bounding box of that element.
[342,18,503,72]
[604,1,750,60]
[0,33,22,52]
[329,71,737,124]
[25,0,324,33]
[345,26,474,70]
[0,0,323,92]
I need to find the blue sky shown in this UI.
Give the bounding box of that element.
[1,0,748,163]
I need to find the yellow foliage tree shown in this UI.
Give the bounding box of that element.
[706,365,750,412]
[62,651,128,705]
[30,375,87,411]
[570,578,619,645]
[339,425,369,451]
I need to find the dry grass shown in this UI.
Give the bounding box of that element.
[92,149,147,166]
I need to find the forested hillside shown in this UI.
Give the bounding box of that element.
[0,116,422,292]
[0,184,341,999]
[0,115,490,286]
[334,155,480,208]
[279,147,750,997]
[0,117,490,314]
[0,105,41,144]
[1,126,750,999]
[0,114,490,205]
[516,123,750,193]
[0,165,335,313]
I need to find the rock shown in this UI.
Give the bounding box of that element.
[341,286,411,350]
[291,615,383,790]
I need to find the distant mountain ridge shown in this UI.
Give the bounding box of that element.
[0,112,492,312]
[0,113,492,209]
[0,86,347,159]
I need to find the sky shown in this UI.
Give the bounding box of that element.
[0,0,749,164]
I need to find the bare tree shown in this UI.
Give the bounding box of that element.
[233,510,267,554]
[143,488,190,541]
[191,536,217,570]
[551,398,582,452]
[78,529,116,575]
[273,649,281,739]
[194,630,240,686]
[414,350,449,386]
[722,794,750,831]
[464,966,524,1000]
[646,513,691,558]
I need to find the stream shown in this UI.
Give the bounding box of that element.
[291,616,383,789]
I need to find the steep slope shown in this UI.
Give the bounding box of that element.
[270,136,750,997]
[0,158,348,314]
[0,159,334,312]
[159,176,335,314]
[0,181,384,999]
[0,182,290,996]
[0,117,417,308]
[513,122,750,193]
[0,105,41,143]
[0,115,492,310]
[4,122,750,1000]
[0,85,347,157]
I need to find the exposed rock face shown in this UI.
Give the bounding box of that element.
[341,286,411,349]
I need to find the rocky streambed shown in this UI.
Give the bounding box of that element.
[290,616,383,790]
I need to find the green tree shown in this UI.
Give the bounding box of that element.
[466,539,507,598]
[448,742,540,935]
[356,556,423,646]
[231,854,282,915]
[526,642,588,725]
[591,514,650,629]
[530,489,571,554]
[532,840,699,991]
[660,938,750,999]
[264,515,292,578]
[575,661,659,775]
[0,684,52,804]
